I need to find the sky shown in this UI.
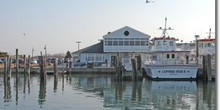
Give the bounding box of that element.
[0,0,215,56]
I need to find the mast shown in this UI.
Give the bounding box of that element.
[159,17,173,38]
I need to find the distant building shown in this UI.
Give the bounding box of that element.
[72,26,151,69]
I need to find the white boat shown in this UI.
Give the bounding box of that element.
[143,18,198,80]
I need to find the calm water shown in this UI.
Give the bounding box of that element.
[0,73,216,110]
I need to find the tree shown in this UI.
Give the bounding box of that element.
[65,51,72,58]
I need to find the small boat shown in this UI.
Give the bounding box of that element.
[143,18,198,80]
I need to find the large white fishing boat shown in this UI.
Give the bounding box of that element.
[143,18,198,80]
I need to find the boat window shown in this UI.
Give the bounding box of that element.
[169,41,173,46]
[172,54,175,58]
[157,41,161,46]
[163,40,167,45]
[167,54,169,58]
[207,43,212,47]
[199,43,203,48]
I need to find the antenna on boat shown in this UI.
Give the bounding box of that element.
[159,17,173,38]
[205,28,215,39]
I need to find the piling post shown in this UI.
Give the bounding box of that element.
[54,58,58,75]
[4,57,8,78]
[62,58,64,74]
[39,56,44,78]
[131,58,137,81]
[27,55,31,74]
[23,55,26,74]
[16,49,18,74]
[202,55,206,81]
[68,58,72,73]
[207,54,212,81]
[43,57,47,75]
[8,57,12,78]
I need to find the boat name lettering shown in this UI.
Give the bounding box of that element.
[162,70,186,73]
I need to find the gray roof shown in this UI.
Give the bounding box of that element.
[72,41,104,54]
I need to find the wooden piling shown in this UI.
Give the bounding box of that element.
[16,49,18,74]
[62,58,64,74]
[4,57,8,77]
[203,54,212,81]
[207,54,212,81]
[54,58,58,75]
[8,57,12,78]
[202,55,206,81]
[27,55,30,74]
[131,58,137,80]
[23,55,26,74]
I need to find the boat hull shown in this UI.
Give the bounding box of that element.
[144,65,198,80]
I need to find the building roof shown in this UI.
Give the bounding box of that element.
[103,26,151,39]
[72,41,104,54]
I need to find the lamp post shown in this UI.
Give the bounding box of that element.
[76,41,81,50]
[32,48,34,59]
[44,45,47,59]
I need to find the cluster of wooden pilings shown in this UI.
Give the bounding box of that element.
[201,54,213,82]
[116,54,142,81]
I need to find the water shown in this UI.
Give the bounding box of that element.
[0,73,216,110]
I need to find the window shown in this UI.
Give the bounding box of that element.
[157,41,161,46]
[105,41,108,46]
[169,41,173,46]
[135,41,140,46]
[108,41,112,46]
[130,40,134,46]
[163,40,167,45]
[88,54,94,61]
[119,41,123,46]
[141,41,145,46]
[95,54,104,61]
[172,54,175,58]
[167,54,170,58]
[124,38,129,46]
[113,40,118,46]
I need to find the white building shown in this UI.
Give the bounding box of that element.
[72,26,151,69]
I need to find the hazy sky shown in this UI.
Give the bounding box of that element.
[0,0,215,56]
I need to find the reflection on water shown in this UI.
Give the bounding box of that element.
[0,73,216,110]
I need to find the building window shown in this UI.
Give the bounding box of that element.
[141,41,145,46]
[172,54,175,58]
[124,39,129,46]
[130,40,134,46]
[113,40,118,46]
[95,54,104,61]
[167,54,169,58]
[88,54,94,61]
[105,41,108,46]
[135,41,140,46]
[119,41,123,46]
[108,41,112,46]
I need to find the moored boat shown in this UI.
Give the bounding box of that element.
[143,18,198,80]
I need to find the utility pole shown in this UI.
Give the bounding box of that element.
[76,41,81,50]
